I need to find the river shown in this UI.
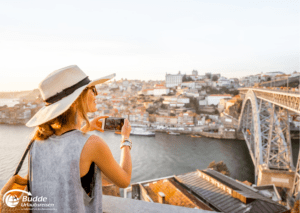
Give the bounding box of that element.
[0,125,299,188]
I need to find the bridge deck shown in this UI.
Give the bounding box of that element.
[239,88,300,114]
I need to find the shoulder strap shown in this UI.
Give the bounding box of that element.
[14,139,35,176]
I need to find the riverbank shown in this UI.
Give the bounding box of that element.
[155,129,245,140]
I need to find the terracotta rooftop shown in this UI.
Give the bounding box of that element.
[143,179,198,208]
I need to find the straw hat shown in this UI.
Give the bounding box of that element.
[26,65,115,127]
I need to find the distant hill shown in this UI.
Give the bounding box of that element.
[0,91,31,99]
[21,89,41,100]
[0,89,40,100]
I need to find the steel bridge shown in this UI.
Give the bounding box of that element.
[238,88,300,198]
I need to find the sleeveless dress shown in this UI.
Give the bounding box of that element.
[28,130,103,213]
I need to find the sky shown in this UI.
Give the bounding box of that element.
[0,0,299,91]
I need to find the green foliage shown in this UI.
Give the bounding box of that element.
[146,106,157,114]
[182,75,193,82]
[161,104,168,109]
[212,75,219,81]
[205,73,212,79]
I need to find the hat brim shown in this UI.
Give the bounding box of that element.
[26,73,115,127]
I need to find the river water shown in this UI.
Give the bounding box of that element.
[0,125,299,188]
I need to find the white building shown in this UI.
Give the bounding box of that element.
[163,96,189,106]
[166,71,183,88]
[138,89,154,96]
[195,81,206,89]
[197,117,206,125]
[206,94,232,106]
[177,97,190,103]
[163,96,177,102]
[204,79,213,86]
[217,77,231,87]
[169,103,185,107]
[192,70,198,76]
[185,91,199,98]
[199,99,206,106]
[181,81,196,89]
[240,74,263,86]
[153,86,170,96]
[146,89,154,95]
[200,90,207,95]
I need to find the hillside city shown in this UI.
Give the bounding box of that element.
[1,70,300,212]
[1,70,300,140]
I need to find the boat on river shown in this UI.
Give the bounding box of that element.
[168,132,180,136]
[191,135,201,138]
[130,128,155,136]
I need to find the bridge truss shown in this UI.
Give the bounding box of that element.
[238,89,299,197]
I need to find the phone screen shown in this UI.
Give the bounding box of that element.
[103,117,125,131]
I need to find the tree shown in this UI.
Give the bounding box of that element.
[146,107,157,114]
[182,75,192,82]
[205,73,212,79]
[161,104,168,109]
[207,161,230,176]
[212,75,219,81]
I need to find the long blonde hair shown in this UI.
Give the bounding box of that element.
[32,88,91,141]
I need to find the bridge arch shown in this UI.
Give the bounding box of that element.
[238,88,299,199]
[238,90,262,182]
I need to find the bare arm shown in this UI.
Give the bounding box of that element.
[87,119,132,188]
[88,136,131,188]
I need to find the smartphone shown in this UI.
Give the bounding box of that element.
[102,117,125,131]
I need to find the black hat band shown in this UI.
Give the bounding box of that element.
[44,77,91,106]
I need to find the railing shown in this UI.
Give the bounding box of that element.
[102,195,216,213]
[239,88,300,114]
[239,87,300,94]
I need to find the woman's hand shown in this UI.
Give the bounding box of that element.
[121,119,131,141]
[82,116,108,132]
[90,116,109,132]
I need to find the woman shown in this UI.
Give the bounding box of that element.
[26,65,132,212]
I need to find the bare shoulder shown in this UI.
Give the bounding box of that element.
[85,134,107,148]
[83,135,110,159]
